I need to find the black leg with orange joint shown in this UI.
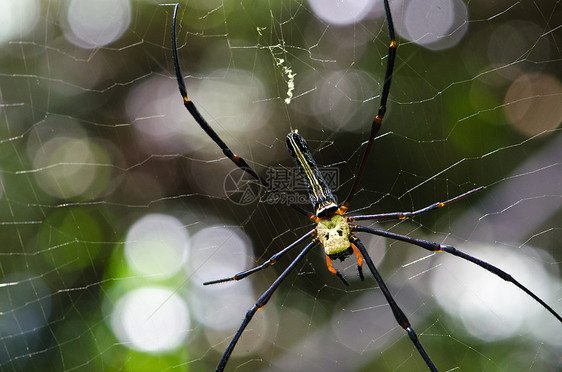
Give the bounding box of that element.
[350,242,365,281]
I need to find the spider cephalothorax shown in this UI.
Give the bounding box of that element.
[316,213,351,259]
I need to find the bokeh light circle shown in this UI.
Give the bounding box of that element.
[65,0,131,49]
[0,0,40,44]
[125,214,189,279]
[431,243,559,342]
[487,20,550,79]
[503,73,562,137]
[32,136,112,200]
[111,287,190,353]
[308,0,373,26]
[398,0,468,50]
[186,225,252,287]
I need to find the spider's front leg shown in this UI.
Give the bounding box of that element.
[349,187,484,222]
[203,231,314,285]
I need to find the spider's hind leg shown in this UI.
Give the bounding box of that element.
[352,236,438,371]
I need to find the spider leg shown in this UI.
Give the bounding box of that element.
[349,187,484,222]
[351,242,365,281]
[172,4,265,184]
[325,254,350,286]
[172,5,312,218]
[204,230,314,285]
[215,241,318,372]
[341,0,397,212]
[352,225,562,323]
[352,237,437,371]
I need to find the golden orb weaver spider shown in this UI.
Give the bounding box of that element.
[171,2,562,371]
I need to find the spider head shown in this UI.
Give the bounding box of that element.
[316,214,352,258]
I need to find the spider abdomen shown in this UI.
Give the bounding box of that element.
[286,131,338,217]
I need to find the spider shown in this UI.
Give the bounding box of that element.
[171,2,561,371]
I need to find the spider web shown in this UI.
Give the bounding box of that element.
[1,0,561,371]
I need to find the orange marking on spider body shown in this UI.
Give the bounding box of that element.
[325,255,339,275]
[351,243,363,269]
[374,116,383,125]
[390,40,397,49]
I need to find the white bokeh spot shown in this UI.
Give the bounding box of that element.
[125,214,190,279]
[66,0,131,48]
[111,287,190,353]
